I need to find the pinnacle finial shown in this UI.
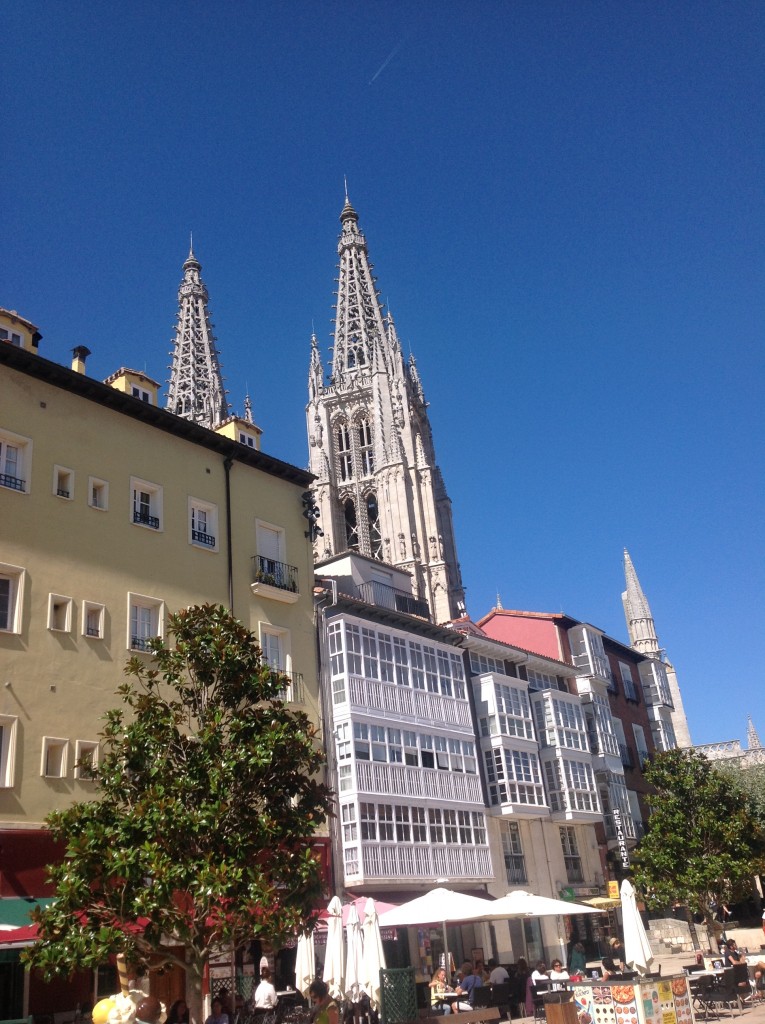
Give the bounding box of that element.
[747,716,762,750]
[340,182,358,223]
[244,393,253,424]
[496,590,503,611]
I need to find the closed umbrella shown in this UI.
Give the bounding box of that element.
[323,896,345,1000]
[295,930,316,998]
[620,879,654,976]
[361,897,386,1011]
[345,902,364,1003]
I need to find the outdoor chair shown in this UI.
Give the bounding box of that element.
[730,963,751,1002]
[702,968,745,1017]
[689,974,716,1020]
[489,983,512,1019]
[472,988,494,1009]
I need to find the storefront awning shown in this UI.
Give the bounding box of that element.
[0,898,53,928]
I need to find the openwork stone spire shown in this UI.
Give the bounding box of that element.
[307,195,466,624]
[747,716,762,750]
[622,548,692,747]
[166,245,229,428]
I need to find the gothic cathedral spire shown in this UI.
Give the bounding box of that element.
[622,548,692,747]
[307,196,466,624]
[166,244,229,429]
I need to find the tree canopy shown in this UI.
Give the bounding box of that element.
[632,748,765,930]
[25,604,332,1008]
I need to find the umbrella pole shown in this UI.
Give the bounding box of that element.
[443,920,450,985]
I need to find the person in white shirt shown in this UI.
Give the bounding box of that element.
[488,959,509,985]
[253,967,278,1010]
[531,962,549,985]
[548,960,570,990]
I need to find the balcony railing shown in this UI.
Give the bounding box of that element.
[131,635,154,652]
[192,529,216,547]
[619,743,635,770]
[347,675,472,726]
[354,580,430,619]
[356,840,492,883]
[251,555,299,594]
[268,668,305,704]
[133,510,160,529]
[355,759,482,803]
[56,488,70,498]
[0,473,25,492]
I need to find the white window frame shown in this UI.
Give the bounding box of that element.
[0,427,32,494]
[0,328,23,346]
[188,496,219,551]
[82,601,105,640]
[130,477,163,531]
[255,519,286,563]
[88,476,109,511]
[0,715,19,787]
[131,385,152,404]
[75,740,99,780]
[0,563,25,634]
[41,736,69,778]
[127,592,164,652]
[47,593,73,633]
[52,464,74,500]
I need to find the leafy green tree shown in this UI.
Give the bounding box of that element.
[633,748,765,945]
[25,605,332,1019]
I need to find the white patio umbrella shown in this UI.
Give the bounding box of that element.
[345,902,364,1003]
[295,930,316,998]
[361,898,387,1011]
[620,879,654,976]
[323,896,345,1000]
[488,890,601,918]
[379,887,494,982]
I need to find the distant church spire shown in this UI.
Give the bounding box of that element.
[306,195,466,623]
[746,716,762,750]
[166,245,229,429]
[622,548,692,748]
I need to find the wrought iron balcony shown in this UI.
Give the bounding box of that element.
[86,626,101,637]
[251,555,299,594]
[0,473,25,492]
[354,580,430,619]
[56,488,70,498]
[131,635,154,652]
[267,668,305,703]
[133,510,160,529]
[192,529,215,547]
[619,743,635,770]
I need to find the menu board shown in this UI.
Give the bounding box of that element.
[572,977,689,1024]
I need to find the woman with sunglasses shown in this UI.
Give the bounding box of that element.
[548,960,570,990]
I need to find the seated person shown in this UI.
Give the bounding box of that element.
[569,943,587,975]
[723,939,746,967]
[488,958,509,985]
[430,967,453,1016]
[548,960,570,989]
[531,962,549,985]
[455,965,483,1011]
[601,957,619,980]
[253,967,278,1010]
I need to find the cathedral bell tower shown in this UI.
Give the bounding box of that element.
[166,244,229,428]
[306,195,466,624]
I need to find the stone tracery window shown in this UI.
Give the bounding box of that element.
[347,335,366,369]
[344,498,359,550]
[366,492,383,559]
[358,418,374,476]
[336,422,353,481]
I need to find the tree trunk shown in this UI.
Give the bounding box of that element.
[186,959,205,1024]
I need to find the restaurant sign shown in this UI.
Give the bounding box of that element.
[612,808,631,869]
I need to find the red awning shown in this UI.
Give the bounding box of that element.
[0,924,39,947]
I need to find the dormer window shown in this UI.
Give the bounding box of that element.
[131,385,152,404]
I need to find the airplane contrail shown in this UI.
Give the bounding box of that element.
[369,36,407,84]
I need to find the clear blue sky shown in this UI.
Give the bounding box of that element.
[4,2,763,746]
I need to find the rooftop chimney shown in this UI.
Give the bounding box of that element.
[71,346,91,374]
